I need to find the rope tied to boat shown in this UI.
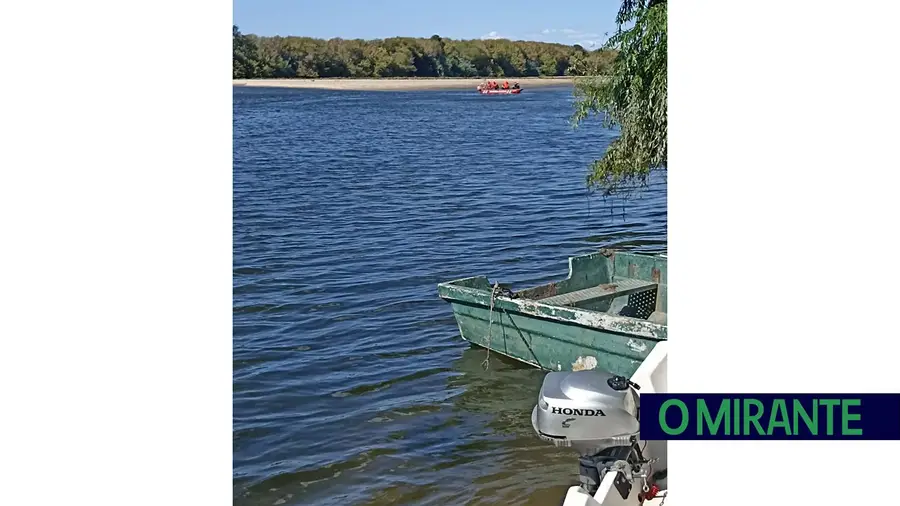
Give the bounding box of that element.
[481,281,501,371]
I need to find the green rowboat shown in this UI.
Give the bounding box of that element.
[437,249,667,377]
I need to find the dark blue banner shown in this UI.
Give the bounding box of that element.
[641,394,900,440]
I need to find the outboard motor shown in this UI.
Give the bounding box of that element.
[531,369,658,501]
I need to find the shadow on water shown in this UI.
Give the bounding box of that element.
[434,347,579,506]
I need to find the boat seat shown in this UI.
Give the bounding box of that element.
[538,278,658,307]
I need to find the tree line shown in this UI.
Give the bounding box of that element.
[233,26,616,79]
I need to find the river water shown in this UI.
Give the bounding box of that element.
[233,86,666,505]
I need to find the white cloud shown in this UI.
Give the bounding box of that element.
[481,31,507,40]
[540,28,604,45]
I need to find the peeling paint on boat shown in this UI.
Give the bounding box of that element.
[572,356,598,371]
[627,339,648,354]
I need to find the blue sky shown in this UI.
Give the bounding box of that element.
[233,0,621,49]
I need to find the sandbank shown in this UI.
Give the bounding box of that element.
[232,77,575,91]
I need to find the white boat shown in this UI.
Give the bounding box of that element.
[532,341,669,505]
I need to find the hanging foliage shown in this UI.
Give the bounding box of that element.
[572,0,667,195]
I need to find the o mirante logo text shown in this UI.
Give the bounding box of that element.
[658,398,862,436]
[640,394,900,440]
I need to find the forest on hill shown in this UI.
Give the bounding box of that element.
[233,26,616,79]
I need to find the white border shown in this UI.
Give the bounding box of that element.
[1,1,231,505]
[670,1,900,505]
[2,1,900,505]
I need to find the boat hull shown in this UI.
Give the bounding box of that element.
[478,88,521,94]
[437,250,667,377]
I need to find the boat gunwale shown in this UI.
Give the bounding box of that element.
[437,281,667,341]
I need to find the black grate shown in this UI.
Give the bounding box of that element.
[619,290,657,320]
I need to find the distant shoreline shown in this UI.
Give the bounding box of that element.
[232,77,576,91]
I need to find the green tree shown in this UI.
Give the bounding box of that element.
[572,0,667,195]
[233,26,260,78]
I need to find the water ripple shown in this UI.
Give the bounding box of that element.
[233,87,666,505]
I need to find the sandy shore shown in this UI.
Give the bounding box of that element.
[232,77,574,91]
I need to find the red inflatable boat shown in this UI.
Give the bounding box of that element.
[477,81,522,94]
[478,88,522,95]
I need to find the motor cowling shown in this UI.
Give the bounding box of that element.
[532,369,646,498]
[531,369,640,456]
